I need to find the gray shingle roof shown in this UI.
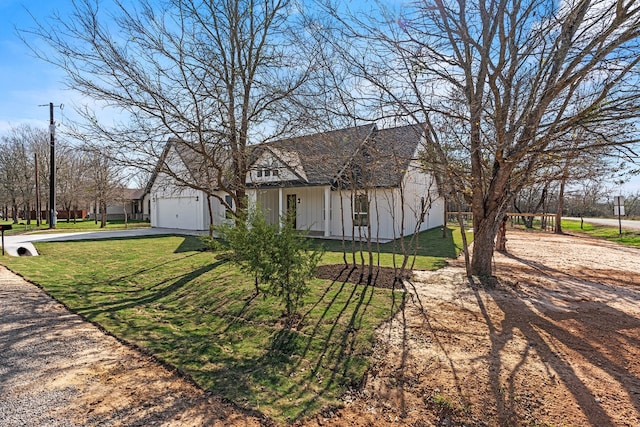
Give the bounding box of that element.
[251,123,425,188]
[147,123,426,193]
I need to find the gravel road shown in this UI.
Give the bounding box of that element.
[0,266,262,427]
[0,268,86,426]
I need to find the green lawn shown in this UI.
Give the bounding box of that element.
[0,219,150,235]
[1,227,464,423]
[561,220,640,247]
[315,226,469,270]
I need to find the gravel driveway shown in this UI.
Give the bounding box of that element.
[0,266,262,427]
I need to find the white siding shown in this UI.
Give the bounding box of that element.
[331,189,401,241]
[400,159,445,236]
[254,189,280,225]
[251,186,327,233]
[285,187,325,232]
[329,175,444,241]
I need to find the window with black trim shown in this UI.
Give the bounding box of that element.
[353,194,369,226]
[225,194,234,219]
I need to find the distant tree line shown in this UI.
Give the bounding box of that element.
[0,124,130,227]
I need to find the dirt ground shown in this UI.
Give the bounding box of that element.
[3,230,639,426]
[302,230,640,426]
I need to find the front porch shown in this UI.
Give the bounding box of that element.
[250,186,332,236]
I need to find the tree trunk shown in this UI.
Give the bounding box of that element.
[25,202,31,225]
[206,194,214,237]
[12,200,18,224]
[470,219,498,277]
[470,195,506,277]
[100,201,107,228]
[555,178,566,234]
[456,211,471,277]
[495,215,508,252]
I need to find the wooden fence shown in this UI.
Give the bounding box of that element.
[446,212,557,232]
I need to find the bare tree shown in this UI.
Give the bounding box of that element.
[318,0,640,277]
[564,178,614,218]
[21,0,319,219]
[622,190,640,217]
[0,125,49,224]
[0,135,26,223]
[57,147,92,223]
[84,151,123,228]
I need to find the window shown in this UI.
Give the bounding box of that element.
[257,169,263,177]
[273,168,279,177]
[265,169,271,177]
[353,194,369,226]
[225,195,234,219]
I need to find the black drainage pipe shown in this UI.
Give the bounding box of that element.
[17,247,33,256]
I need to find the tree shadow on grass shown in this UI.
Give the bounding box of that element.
[199,267,401,423]
[77,261,226,319]
[283,269,402,419]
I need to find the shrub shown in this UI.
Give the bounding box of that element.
[211,208,322,322]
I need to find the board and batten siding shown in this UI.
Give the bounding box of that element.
[253,186,327,233]
[329,168,444,241]
[400,159,444,236]
[286,187,325,233]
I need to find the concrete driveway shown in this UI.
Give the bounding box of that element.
[1,228,206,257]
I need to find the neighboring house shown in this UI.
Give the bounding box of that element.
[148,123,445,240]
[88,188,146,221]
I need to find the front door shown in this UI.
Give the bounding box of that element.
[286,194,297,229]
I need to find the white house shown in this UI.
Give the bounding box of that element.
[147,139,230,230]
[148,123,445,240]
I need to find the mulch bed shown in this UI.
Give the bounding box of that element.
[314,264,410,289]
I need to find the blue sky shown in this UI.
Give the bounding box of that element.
[1,0,639,194]
[0,0,80,134]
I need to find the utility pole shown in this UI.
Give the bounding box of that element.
[48,102,56,229]
[40,103,62,229]
[35,153,41,227]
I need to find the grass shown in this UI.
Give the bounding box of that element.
[313,225,470,270]
[1,226,464,423]
[561,220,640,247]
[0,219,150,235]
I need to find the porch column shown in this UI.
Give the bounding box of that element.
[278,187,284,228]
[247,189,257,210]
[324,186,331,237]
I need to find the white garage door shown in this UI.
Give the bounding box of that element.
[156,197,200,229]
